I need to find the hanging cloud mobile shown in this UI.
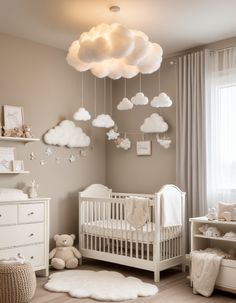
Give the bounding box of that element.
[106,129,120,140]
[140,113,168,133]
[131,92,149,105]
[73,107,91,121]
[92,114,115,128]
[44,120,90,148]
[117,97,133,110]
[66,23,163,79]
[151,92,173,108]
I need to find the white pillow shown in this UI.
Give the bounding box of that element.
[217,202,236,219]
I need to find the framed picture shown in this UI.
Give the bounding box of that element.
[0,147,14,172]
[12,160,24,172]
[3,105,24,130]
[136,140,152,156]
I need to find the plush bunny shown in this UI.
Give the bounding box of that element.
[199,224,221,237]
[49,234,82,270]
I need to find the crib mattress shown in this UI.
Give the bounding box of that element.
[83,220,181,243]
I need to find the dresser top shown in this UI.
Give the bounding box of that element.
[0,197,50,203]
[190,216,236,225]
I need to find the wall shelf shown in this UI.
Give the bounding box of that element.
[0,171,30,174]
[194,234,236,243]
[0,136,40,143]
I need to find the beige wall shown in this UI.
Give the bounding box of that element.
[106,59,177,194]
[0,33,107,240]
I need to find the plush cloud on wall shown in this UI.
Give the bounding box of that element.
[131,92,149,105]
[117,98,133,110]
[73,107,91,121]
[140,113,168,133]
[66,23,163,79]
[150,92,173,108]
[44,120,90,148]
[92,114,115,128]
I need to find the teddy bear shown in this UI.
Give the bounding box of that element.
[13,127,24,137]
[198,224,221,237]
[22,124,32,138]
[49,234,82,270]
[3,126,14,137]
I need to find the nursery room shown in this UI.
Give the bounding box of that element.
[0,0,236,302]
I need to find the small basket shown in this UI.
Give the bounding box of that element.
[0,263,36,303]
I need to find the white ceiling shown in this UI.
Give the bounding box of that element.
[0,0,236,55]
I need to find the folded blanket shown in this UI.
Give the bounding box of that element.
[126,196,149,229]
[190,250,223,297]
[0,188,28,201]
[161,187,181,227]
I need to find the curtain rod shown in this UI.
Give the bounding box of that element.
[209,45,236,53]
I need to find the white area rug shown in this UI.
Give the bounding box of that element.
[44,270,158,301]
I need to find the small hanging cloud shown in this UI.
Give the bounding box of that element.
[73,107,91,121]
[44,120,90,148]
[150,92,173,108]
[116,138,131,150]
[107,129,120,140]
[92,114,115,128]
[117,98,133,110]
[131,92,149,105]
[140,113,168,133]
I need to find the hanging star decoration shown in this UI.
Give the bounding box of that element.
[106,129,120,140]
[45,147,53,156]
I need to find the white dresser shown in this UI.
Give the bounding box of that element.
[0,198,50,276]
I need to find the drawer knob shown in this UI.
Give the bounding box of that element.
[30,256,34,259]
[29,233,35,237]
[28,211,35,216]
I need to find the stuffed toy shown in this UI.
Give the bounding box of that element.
[206,207,217,221]
[13,127,24,137]
[3,127,14,137]
[199,224,221,237]
[22,124,32,138]
[49,234,82,270]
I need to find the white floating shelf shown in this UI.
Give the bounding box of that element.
[0,136,40,143]
[0,171,30,174]
[194,234,236,242]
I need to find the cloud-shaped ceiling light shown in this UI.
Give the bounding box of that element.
[92,114,115,128]
[44,120,90,148]
[140,113,168,133]
[150,92,173,108]
[131,92,149,105]
[66,23,163,79]
[107,129,120,140]
[117,97,133,110]
[73,107,91,121]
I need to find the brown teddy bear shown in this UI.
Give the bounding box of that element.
[22,124,32,138]
[49,234,82,270]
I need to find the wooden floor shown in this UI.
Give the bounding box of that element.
[32,259,235,303]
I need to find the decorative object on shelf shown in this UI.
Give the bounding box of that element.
[92,114,115,128]
[117,79,133,110]
[40,160,45,166]
[44,120,90,148]
[156,134,172,149]
[206,207,217,221]
[69,155,76,163]
[223,232,236,240]
[66,23,163,79]
[140,113,168,133]
[0,147,14,172]
[217,202,236,221]
[116,137,131,150]
[45,147,52,156]
[12,160,24,172]
[198,224,221,237]
[106,128,120,140]
[3,105,24,130]
[28,179,39,199]
[73,73,91,121]
[151,92,173,108]
[136,141,151,156]
[22,124,33,138]
[30,152,36,160]
[49,234,81,270]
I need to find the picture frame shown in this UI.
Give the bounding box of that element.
[12,160,24,172]
[3,105,24,130]
[0,147,14,172]
[136,140,152,156]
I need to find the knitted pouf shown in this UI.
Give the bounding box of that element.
[0,263,36,303]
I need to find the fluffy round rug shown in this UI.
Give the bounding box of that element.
[44,270,158,301]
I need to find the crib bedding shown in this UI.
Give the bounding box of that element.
[83,220,181,243]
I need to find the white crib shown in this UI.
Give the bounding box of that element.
[78,184,186,282]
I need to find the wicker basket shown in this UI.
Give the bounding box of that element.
[0,263,36,303]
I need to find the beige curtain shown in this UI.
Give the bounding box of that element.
[176,50,207,224]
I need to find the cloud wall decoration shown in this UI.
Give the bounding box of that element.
[44,120,90,148]
[66,23,163,79]
[150,92,173,108]
[140,113,168,133]
[117,97,133,110]
[92,114,115,128]
[131,92,149,105]
[73,107,91,121]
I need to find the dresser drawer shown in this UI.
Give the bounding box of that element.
[0,223,44,249]
[0,244,45,268]
[0,205,17,225]
[19,203,44,223]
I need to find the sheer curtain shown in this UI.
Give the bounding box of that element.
[206,47,236,208]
